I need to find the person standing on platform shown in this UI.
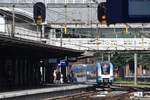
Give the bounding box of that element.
[70,70,77,83]
[53,69,57,84]
[60,74,63,84]
[67,65,72,83]
[56,70,61,84]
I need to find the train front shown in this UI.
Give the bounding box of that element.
[96,62,114,86]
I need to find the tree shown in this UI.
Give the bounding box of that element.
[111,53,132,68]
[111,53,150,70]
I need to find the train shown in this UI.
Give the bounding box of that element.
[96,62,114,86]
[71,64,96,83]
[71,62,113,85]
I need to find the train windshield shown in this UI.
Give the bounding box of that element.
[101,63,110,75]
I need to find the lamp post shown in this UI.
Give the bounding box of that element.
[12,5,15,37]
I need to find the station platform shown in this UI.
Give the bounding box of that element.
[0,84,93,99]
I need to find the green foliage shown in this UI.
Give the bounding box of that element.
[111,53,133,67]
[111,53,150,69]
[114,77,134,84]
[115,77,124,81]
[138,54,150,69]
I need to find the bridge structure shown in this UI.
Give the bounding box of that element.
[46,38,150,53]
[1,2,148,28]
[0,3,98,8]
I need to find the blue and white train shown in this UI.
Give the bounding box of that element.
[96,62,114,86]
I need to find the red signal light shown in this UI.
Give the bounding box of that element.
[102,15,106,20]
[37,16,42,19]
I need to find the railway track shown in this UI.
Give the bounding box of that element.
[46,91,96,100]
[5,84,149,100]
[44,84,150,100]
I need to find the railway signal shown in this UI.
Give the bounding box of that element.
[33,2,46,25]
[97,2,107,24]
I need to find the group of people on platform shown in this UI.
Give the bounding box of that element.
[53,66,77,84]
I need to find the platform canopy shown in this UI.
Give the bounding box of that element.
[0,34,83,58]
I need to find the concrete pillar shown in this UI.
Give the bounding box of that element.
[0,59,4,88]
[14,59,19,86]
[125,64,130,77]
[36,60,41,85]
[134,53,137,86]
[31,60,35,85]
[11,5,15,37]
[24,59,27,86]
[102,53,104,62]
[87,58,90,64]
[138,65,142,76]
[27,59,31,86]
[19,59,23,86]
[108,54,110,62]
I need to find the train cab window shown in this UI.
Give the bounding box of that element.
[101,63,110,75]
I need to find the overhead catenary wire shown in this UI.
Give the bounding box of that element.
[1,0,145,51]
[2,0,99,26]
